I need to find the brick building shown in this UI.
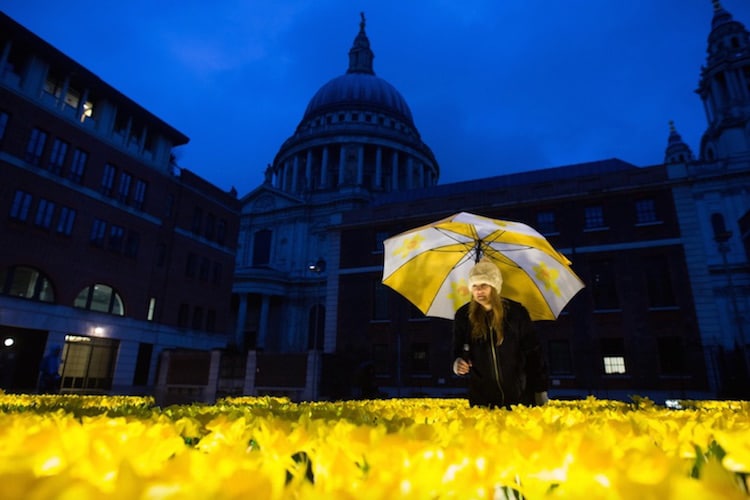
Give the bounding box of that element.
[0,12,240,394]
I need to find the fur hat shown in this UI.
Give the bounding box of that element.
[468,257,503,292]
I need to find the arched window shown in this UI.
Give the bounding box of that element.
[0,265,55,302]
[74,284,125,316]
[711,213,732,243]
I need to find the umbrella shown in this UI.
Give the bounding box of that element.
[381,211,585,321]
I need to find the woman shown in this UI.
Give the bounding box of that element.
[452,258,549,408]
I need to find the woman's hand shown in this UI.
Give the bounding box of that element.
[452,357,472,375]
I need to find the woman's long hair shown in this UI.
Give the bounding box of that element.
[468,287,505,345]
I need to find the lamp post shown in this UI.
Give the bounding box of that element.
[307,258,326,400]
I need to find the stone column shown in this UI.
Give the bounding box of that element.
[407,156,414,189]
[356,144,364,186]
[257,295,270,349]
[321,147,329,188]
[375,146,383,189]
[234,293,248,350]
[306,149,313,190]
[391,150,399,191]
[292,155,300,193]
[338,146,346,186]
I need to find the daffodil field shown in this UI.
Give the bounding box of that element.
[0,394,748,499]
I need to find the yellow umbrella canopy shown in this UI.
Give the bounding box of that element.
[382,212,585,321]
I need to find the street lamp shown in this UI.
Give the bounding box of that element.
[308,258,326,400]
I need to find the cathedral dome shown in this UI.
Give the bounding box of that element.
[303,72,414,126]
[267,13,439,195]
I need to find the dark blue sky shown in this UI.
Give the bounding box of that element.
[4,1,750,193]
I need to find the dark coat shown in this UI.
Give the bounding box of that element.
[452,298,549,408]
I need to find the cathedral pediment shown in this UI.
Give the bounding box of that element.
[240,184,304,214]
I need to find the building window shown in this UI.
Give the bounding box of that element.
[90,218,107,247]
[657,336,685,374]
[204,213,216,241]
[0,265,55,302]
[0,111,8,140]
[635,199,658,225]
[199,257,210,281]
[206,310,216,332]
[25,127,47,165]
[547,339,572,374]
[643,255,676,307]
[34,198,56,229]
[192,307,204,330]
[373,282,390,320]
[124,231,139,258]
[584,206,605,230]
[56,206,76,236]
[69,148,87,183]
[536,211,557,234]
[372,343,389,375]
[185,253,197,278]
[133,179,147,209]
[603,356,626,374]
[101,163,117,196]
[147,297,156,321]
[600,338,626,374]
[74,284,125,315]
[117,172,132,203]
[252,229,272,267]
[212,262,222,285]
[177,303,190,327]
[48,138,69,175]
[590,260,619,310]
[217,219,227,246]
[191,207,203,235]
[10,190,32,221]
[61,335,119,392]
[108,225,125,252]
[410,342,430,373]
[156,243,167,267]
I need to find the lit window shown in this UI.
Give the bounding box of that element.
[0,265,55,302]
[74,284,125,316]
[147,297,156,321]
[603,356,626,374]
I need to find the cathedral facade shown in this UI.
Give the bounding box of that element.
[235,4,750,401]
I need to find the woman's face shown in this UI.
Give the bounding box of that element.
[471,283,493,308]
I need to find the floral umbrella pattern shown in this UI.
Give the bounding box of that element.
[382,212,585,321]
